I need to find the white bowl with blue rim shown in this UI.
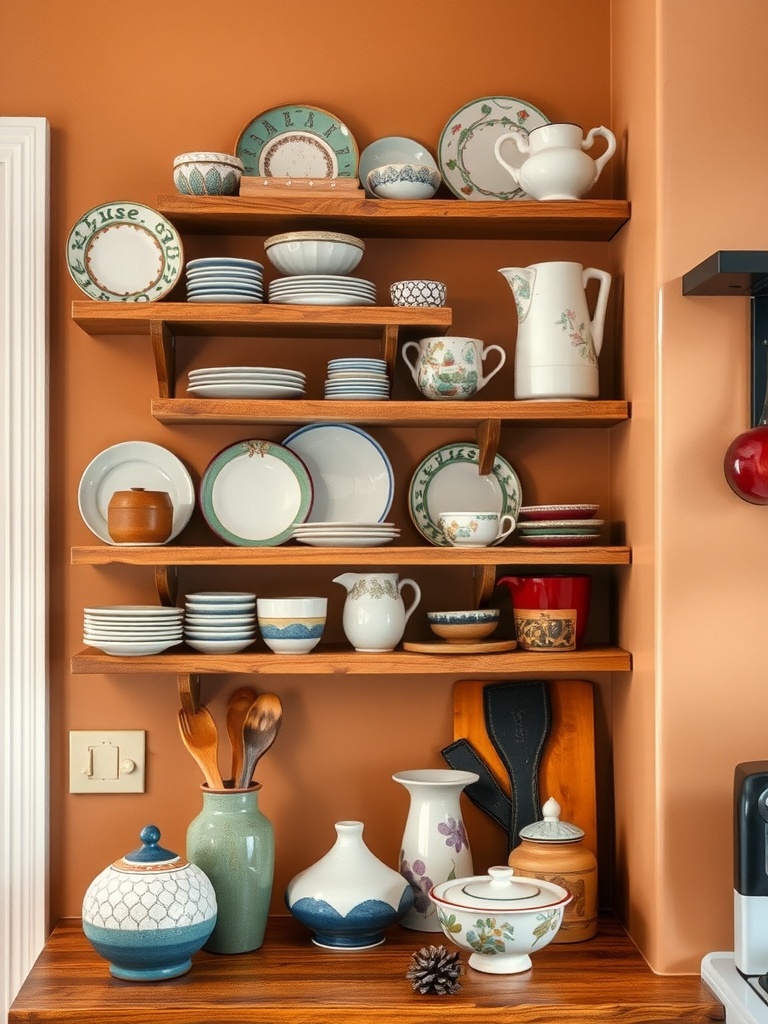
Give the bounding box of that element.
[427,608,500,643]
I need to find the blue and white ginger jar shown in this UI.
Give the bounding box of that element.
[82,824,217,981]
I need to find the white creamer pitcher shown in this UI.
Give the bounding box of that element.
[499,261,611,400]
[493,123,616,201]
[333,572,421,652]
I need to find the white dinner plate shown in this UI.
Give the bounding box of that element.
[187,293,264,304]
[408,442,522,546]
[77,442,195,545]
[282,423,393,523]
[66,201,184,301]
[84,606,183,619]
[189,366,305,379]
[84,638,183,656]
[184,637,257,654]
[187,383,305,399]
[185,591,256,602]
[437,95,550,201]
[293,534,398,547]
[200,439,313,546]
[186,286,264,298]
[269,292,376,306]
[186,258,264,270]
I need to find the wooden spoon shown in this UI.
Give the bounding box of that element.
[226,686,259,784]
[237,693,283,789]
[178,705,224,790]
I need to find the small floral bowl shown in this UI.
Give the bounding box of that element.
[173,152,244,196]
[427,608,500,643]
[430,866,571,975]
[366,163,441,200]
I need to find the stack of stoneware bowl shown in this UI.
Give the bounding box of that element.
[291,521,400,547]
[183,592,257,654]
[185,258,264,304]
[187,365,306,400]
[264,230,374,306]
[515,504,603,547]
[83,605,184,657]
[324,357,390,400]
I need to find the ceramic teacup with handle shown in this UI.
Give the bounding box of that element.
[438,511,516,547]
[402,336,506,400]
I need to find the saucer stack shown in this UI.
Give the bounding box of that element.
[268,275,376,306]
[292,521,400,547]
[324,357,390,400]
[516,504,603,546]
[185,258,264,303]
[187,365,307,399]
[83,605,184,656]
[183,592,258,654]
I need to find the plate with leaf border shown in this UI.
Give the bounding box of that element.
[408,442,522,546]
[66,201,184,301]
[437,95,550,201]
[200,439,313,547]
[235,104,359,179]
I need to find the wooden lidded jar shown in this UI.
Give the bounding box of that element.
[507,796,597,942]
[107,487,173,544]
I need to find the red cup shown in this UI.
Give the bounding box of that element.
[496,574,592,649]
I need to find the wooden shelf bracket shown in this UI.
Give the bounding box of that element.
[476,418,501,475]
[154,565,178,607]
[177,673,201,713]
[150,319,176,399]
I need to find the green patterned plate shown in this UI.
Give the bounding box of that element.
[236,104,358,179]
[200,440,313,546]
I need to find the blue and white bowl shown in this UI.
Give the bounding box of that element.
[366,162,441,200]
[427,607,500,643]
[257,596,327,653]
[82,825,217,981]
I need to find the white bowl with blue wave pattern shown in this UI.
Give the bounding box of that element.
[257,596,327,654]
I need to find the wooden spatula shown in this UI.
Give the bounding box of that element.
[226,686,258,785]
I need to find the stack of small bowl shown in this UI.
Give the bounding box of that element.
[183,592,257,654]
[324,357,390,400]
[83,605,184,657]
[185,258,264,304]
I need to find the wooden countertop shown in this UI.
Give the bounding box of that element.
[9,916,723,1024]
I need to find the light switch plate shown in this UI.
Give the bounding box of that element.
[69,730,146,794]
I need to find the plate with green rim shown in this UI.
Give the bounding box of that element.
[235,104,359,179]
[200,439,313,546]
[437,95,550,201]
[408,442,522,546]
[66,200,184,301]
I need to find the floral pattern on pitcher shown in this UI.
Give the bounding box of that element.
[348,577,399,601]
[555,309,597,363]
[510,273,533,322]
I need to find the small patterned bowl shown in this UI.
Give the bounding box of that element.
[427,608,500,643]
[366,163,441,200]
[257,597,327,654]
[173,152,244,196]
[390,279,447,307]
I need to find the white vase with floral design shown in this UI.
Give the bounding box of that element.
[392,768,479,931]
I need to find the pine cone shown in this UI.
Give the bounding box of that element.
[406,944,462,995]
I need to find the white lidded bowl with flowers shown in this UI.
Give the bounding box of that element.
[430,865,571,974]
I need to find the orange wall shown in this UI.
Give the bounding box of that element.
[0,0,620,931]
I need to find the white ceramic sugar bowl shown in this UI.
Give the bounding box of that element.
[82,824,217,981]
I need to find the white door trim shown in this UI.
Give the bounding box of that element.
[0,116,50,1017]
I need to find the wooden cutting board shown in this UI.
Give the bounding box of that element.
[452,679,597,857]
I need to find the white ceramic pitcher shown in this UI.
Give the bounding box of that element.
[499,261,611,400]
[493,123,616,201]
[333,572,421,652]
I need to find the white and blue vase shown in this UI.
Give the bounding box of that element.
[285,820,414,949]
[82,824,217,981]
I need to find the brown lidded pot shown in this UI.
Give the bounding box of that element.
[507,796,598,943]
[107,487,173,544]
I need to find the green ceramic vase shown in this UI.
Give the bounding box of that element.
[186,785,274,954]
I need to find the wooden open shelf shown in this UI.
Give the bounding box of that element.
[9,916,717,1024]
[71,544,631,567]
[156,194,631,241]
[71,642,631,676]
[151,398,631,427]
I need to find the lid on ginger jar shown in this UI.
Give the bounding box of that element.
[111,824,186,873]
[518,797,585,843]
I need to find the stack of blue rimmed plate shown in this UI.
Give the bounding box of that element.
[516,504,603,547]
[83,605,184,657]
[183,592,257,654]
[185,257,264,303]
[324,357,390,400]
[187,365,306,399]
[268,275,376,306]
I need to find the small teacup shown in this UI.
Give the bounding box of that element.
[438,511,516,547]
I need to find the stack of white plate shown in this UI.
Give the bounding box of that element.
[185,257,264,304]
[268,275,376,306]
[187,365,307,400]
[83,605,184,656]
[183,591,258,654]
[324,357,390,401]
[292,521,400,547]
